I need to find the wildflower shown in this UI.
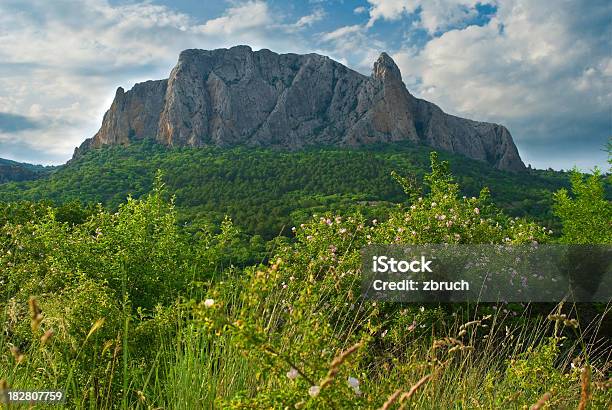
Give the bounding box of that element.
[347,377,362,395]
[287,367,299,380]
[431,202,437,207]
[291,226,296,232]
[306,235,313,240]
[326,218,332,225]
[419,306,425,312]
[474,207,480,215]
[308,385,320,397]
[339,228,347,234]
[204,299,215,308]
[372,219,378,225]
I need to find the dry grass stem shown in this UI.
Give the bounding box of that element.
[320,342,362,389]
[379,389,402,410]
[398,375,431,409]
[530,391,552,410]
[578,365,591,410]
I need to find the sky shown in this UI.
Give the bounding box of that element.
[0,0,610,170]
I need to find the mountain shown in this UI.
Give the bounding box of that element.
[74,46,525,172]
[0,158,53,183]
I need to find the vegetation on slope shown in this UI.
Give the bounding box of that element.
[0,141,574,238]
[0,153,610,408]
[0,158,54,184]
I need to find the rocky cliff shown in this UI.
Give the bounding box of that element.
[75,46,525,171]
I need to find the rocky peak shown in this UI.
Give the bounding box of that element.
[74,46,525,172]
[373,52,402,83]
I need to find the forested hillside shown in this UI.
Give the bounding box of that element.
[0,141,573,238]
[0,158,53,184]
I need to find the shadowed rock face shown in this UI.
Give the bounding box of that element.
[74,45,525,171]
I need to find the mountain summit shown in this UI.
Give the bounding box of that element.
[75,45,525,171]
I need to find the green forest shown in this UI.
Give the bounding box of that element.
[0,141,575,238]
[0,146,611,409]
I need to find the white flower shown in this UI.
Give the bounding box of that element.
[347,376,361,395]
[339,228,347,234]
[308,385,320,397]
[419,306,425,312]
[204,299,215,308]
[474,207,480,214]
[287,367,299,380]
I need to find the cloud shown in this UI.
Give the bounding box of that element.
[0,112,40,133]
[197,1,272,35]
[365,0,490,34]
[392,0,611,169]
[294,8,325,28]
[319,25,387,70]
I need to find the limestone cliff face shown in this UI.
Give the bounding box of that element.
[75,46,525,171]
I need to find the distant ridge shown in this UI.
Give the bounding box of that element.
[0,158,53,183]
[75,45,525,172]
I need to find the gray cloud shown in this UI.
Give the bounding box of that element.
[0,112,41,133]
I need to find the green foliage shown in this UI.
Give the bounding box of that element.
[0,152,610,408]
[0,175,247,404]
[0,141,577,238]
[553,169,612,244]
